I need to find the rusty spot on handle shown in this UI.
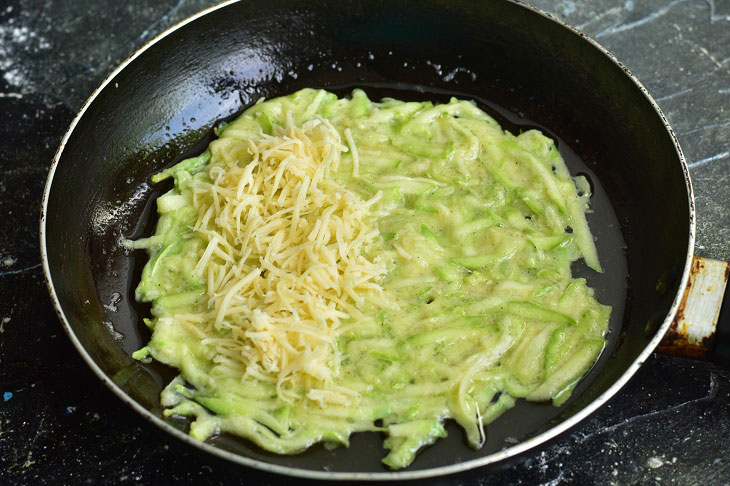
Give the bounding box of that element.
[658,257,729,359]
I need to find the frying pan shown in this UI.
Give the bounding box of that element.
[40,0,702,480]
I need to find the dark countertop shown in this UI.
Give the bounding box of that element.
[1,0,729,484]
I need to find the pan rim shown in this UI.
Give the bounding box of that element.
[39,0,696,480]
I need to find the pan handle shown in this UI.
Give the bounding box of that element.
[657,256,730,365]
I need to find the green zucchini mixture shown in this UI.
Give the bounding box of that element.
[130,88,610,469]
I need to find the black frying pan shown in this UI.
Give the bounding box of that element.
[41,0,694,480]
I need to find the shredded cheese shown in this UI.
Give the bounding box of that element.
[186,116,385,404]
[344,127,359,178]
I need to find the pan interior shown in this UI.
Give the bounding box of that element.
[44,0,690,475]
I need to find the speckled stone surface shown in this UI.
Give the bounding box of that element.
[1,0,729,484]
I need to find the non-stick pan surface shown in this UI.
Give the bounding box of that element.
[41,0,693,479]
